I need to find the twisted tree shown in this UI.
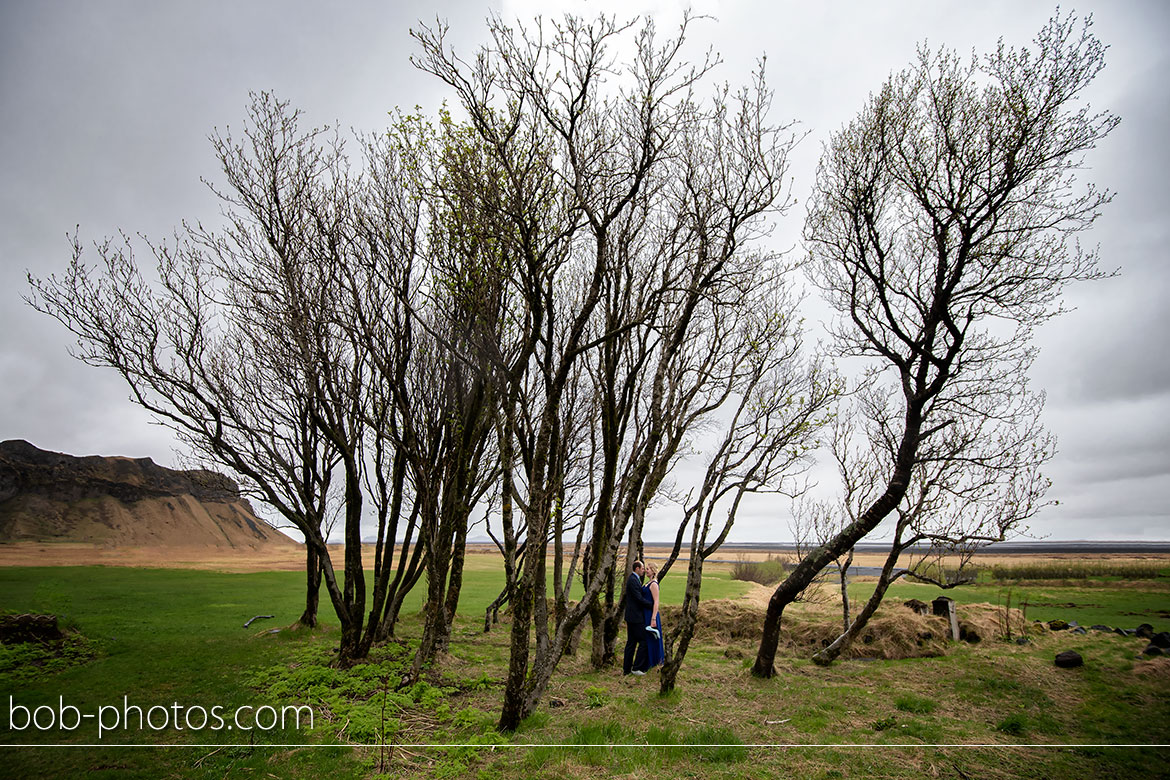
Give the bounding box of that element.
[808,384,1054,666]
[752,12,1119,677]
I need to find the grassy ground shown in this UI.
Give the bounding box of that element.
[1,564,1168,779]
[846,578,1170,630]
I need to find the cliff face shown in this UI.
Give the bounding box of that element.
[0,440,298,549]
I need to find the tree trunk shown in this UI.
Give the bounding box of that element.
[337,611,362,668]
[484,586,508,633]
[601,603,621,667]
[362,447,410,653]
[377,530,425,641]
[307,535,366,666]
[299,544,321,628]
[410,539,451,680]
[443,518,468,631]
[814,564,901,665]
[751,590,789,678]
[840,569,851,634]
[497,576,534,732]
[588,600,606,667]
[752,406,922,677]
[316,541,364,668]
[565,613,586,656]
[839,549,854,634]
[814,526,907,666]
[659,552,704,694]
[337,455,367,666]
[595,569,618,668]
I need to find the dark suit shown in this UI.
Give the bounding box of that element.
[622,570,653,674]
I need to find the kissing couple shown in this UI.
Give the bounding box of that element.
[622,560,664,675]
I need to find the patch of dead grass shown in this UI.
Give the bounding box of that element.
[1132,656,1170,679]
[660,597,1026,662]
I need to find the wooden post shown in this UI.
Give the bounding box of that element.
[932,597,959,641]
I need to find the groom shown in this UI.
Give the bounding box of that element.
[622,560,653,675]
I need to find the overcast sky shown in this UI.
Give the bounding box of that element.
[1,0,1166,543]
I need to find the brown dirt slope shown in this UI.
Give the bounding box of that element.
[0,439,297,550]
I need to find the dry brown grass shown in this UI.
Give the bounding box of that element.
[0,541,309,571]
[5,539,1166,575]
[658,594,1027,662]
[1132,657,1170,680]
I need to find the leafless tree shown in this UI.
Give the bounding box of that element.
[653,274,837,694]
[576,60,816,670]
[752,12,1119,677]
[415,12,813,729]
[27,95,373,647]
[414,12,673,730]
[338,110,512,667]
[29,95,472,666]
[789,498,853,633]
[810,381,1054,665]
[341,118,429,655]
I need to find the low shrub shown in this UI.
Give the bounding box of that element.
[988,561,1165,581]
[729,555,791,585]
[584,685,607,708]
[905,562,983,585]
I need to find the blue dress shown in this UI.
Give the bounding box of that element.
[643,582,664,668]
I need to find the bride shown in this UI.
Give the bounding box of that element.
[642,563,664,668]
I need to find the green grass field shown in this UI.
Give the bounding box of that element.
[847,579,1170,630]
[1,564,1168,779]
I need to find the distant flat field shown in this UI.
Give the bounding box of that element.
[2,540,1169,573]
[0,542,503,572]
[648,544,1170,571]
[0,541,309,571]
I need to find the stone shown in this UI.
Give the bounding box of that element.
[904,599,930,615]
[959,623,982,644]
[1151,632,1170,649]
[1142,645,1164,657]
[1136,623,1155,639]
[1054,650,1083,668]
[1047,619,1069,631]
[1072,626,1087,635]
[1015,637,1031,645]
[1090,625,1111,632]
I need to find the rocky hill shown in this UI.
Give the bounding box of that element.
[0,440,298,549]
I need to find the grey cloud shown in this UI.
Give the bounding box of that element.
[2,0,1168,544]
